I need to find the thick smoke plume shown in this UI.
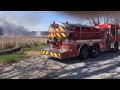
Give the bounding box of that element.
[0,20,36,36]
[0,11,42,36]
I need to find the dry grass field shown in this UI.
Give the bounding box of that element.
[0,36,47,50]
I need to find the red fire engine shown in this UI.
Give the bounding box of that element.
[41,21,120,60]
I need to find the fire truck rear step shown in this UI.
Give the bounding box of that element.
[41,47,69,58]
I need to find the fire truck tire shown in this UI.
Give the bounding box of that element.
[79,45,89,60]
[90,44,100,58]
[111,42,118,52]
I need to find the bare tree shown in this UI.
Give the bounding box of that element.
[61,11,120,25]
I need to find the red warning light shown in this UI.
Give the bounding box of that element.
[66,21,68,24]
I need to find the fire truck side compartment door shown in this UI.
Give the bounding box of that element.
[69,44,78,57]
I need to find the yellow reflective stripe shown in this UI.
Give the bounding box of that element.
[40,50,49,55]
[51,34,53,37]
[61,33,66,37]
[48,34,50,37]
[49,34,52,37]
[49,34,51,37]
[58,54,60,57]
[49,52,61,58]
[54,53,58,57]
[51,28,54,32]
[50,27,52,32]
[56,33,61,38]
[54,34,57,37]
[56,28,59,31]
[45,51,49,55]
[50,52,54,57]
[59,27,64,31]
[42,51,45,54]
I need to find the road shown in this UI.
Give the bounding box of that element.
[0,50,120,79]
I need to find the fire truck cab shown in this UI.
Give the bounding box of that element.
[41,21,120,60]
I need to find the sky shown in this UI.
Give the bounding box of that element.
[0,11,86,32]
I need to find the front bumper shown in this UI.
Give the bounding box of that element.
[40,47,69,59]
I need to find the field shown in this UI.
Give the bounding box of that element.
[0,36,47,50]
[0,36,47,64]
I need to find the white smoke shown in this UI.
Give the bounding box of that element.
[0,11,42,31]
[0,11,43,36]
[0,20,34,36]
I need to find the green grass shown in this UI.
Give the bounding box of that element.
[0,45,47,64]
[0,48,4,51]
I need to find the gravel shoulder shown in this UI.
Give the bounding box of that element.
[0,50,120,79]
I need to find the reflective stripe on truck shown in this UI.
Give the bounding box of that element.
[40,50,61,58]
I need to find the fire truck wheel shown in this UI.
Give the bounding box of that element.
[79,45,89,60]
[111,42,118,52]
[90,45,100,58]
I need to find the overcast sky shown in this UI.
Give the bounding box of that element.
[0,11,86,32]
